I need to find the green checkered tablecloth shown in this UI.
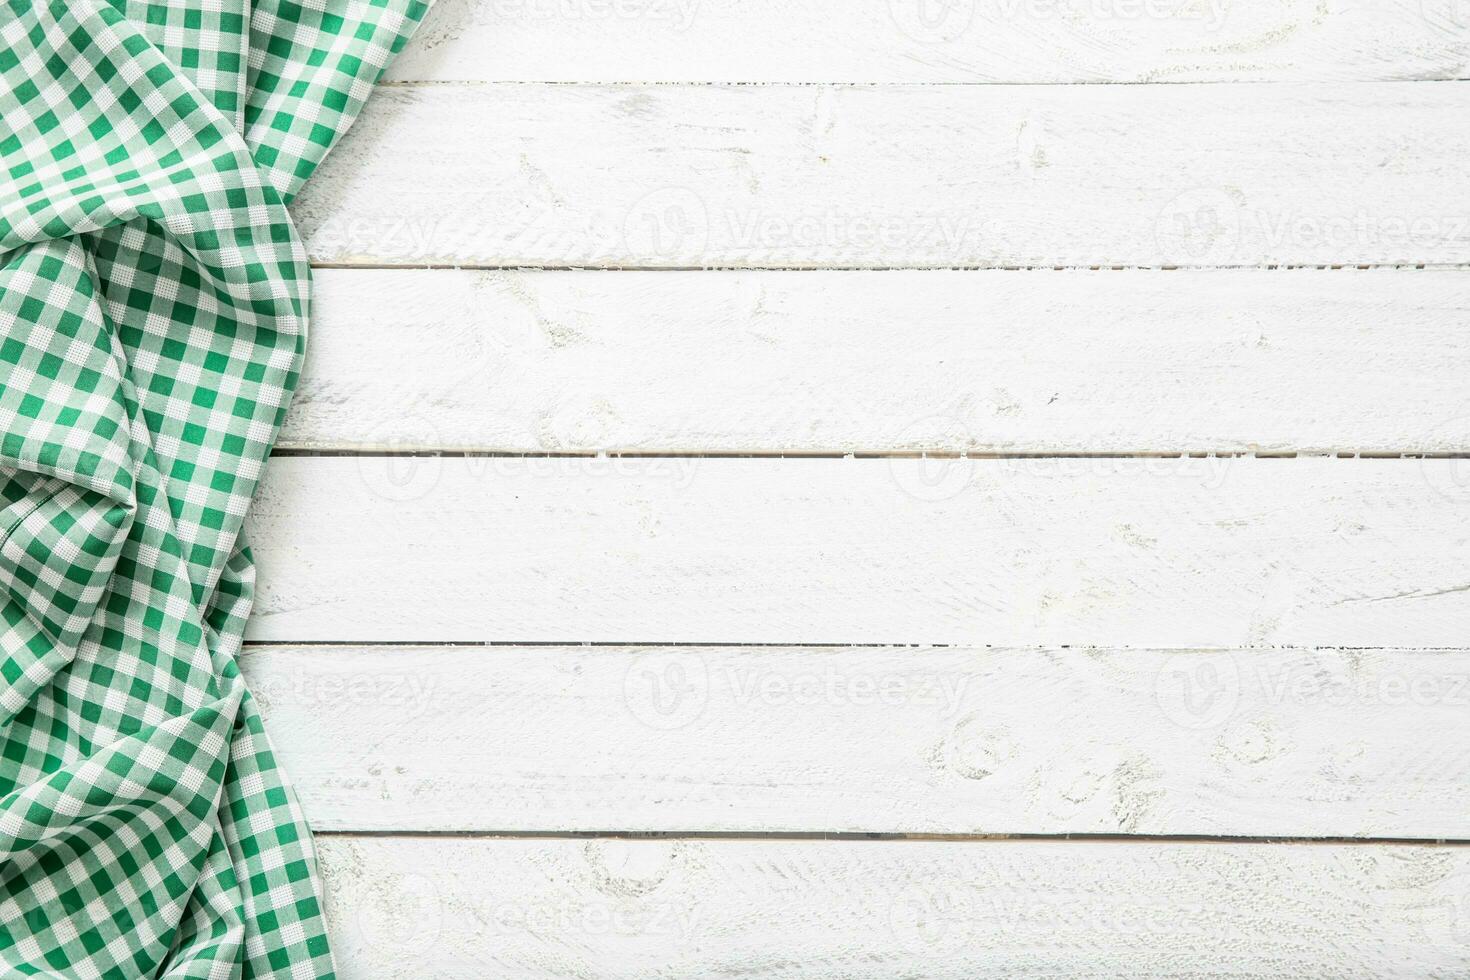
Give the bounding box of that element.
[0,0,426,974]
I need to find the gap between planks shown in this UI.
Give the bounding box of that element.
[241,637,1470,655]
[307,262,1467,271]
[270,455,1470,461]
[243,640,1469,649]
[310,830,1470,846]
[373,79,1470,88]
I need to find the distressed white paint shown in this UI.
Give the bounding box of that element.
[244,456,1470,646]
[385,0,1470,84]
[318,836,1470,978]
[246,644,1470,837]
[290,83,1470,268]
[288,267,1470,453]
[274,8,1470,959]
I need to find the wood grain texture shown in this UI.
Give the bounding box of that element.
[283,18,1470,951]
[244,456,1470,646]
[287,267,1470,453]
[385,0,1470,83]
[246,644,1470,837]
[289,83,1470,268]
[317,836,1470,978]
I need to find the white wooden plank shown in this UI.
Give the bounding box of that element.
[246,644,1470,837]
[288,267,1470,453]
[290,82,1470,268]
[384,0,1470,84]
[244,456,1470,645]
[317,836,1470,978]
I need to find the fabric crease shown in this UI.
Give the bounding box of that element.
[0,0,428,974]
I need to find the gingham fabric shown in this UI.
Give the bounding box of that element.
[0,0,426,974]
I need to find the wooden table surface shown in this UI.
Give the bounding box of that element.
[248,0,1470,973]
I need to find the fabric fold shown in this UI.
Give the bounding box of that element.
[0,0,428,974]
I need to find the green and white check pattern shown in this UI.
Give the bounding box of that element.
[0,0,426,974]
